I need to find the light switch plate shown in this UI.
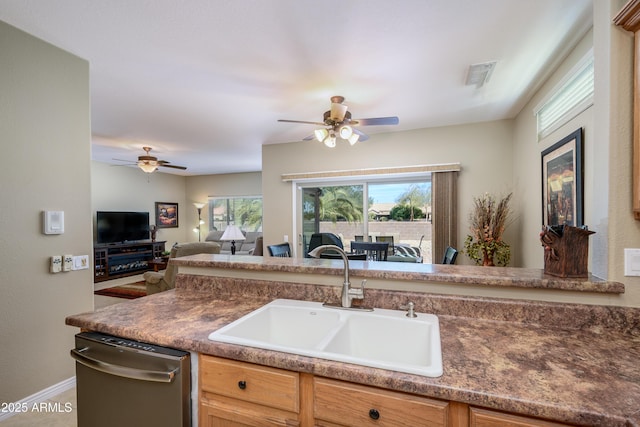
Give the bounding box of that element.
[50,255,62,273]
[73,255,89,270]
[624,248,640,276]
[63,255,73,272]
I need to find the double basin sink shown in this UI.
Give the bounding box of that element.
[208,299,442,377]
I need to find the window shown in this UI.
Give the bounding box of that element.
[535,50,594,140]
[209,197,262,232]
[299,179,432,261]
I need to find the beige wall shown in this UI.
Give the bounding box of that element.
[513,29,594,270]
[91,161,188,247]
[0,21,93,402]
[262,120,515,259]
[514,1,640,308]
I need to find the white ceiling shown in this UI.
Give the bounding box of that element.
[0,0,593,176]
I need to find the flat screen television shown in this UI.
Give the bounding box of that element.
[96,211,150,244]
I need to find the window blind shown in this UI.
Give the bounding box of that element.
[535,53,594,140]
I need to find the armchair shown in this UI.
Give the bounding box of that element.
[144,242,220,295]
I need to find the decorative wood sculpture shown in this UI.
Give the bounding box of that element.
[540,225,595,278]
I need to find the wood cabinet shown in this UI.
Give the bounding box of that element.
[199,355,572,427]
[614,0,640,220]
[93,241,165,282]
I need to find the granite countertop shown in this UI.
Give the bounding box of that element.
[171,254,625,294]
[67,274,640,426]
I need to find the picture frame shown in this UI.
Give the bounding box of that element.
[541,128,583,227]
[155,202,179,228]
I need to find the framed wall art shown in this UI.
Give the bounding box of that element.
[155,202,179,228]
[541,128,583,227]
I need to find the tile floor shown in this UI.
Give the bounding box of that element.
[0,275,145,426]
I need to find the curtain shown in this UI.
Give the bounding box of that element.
[432,171,458,263]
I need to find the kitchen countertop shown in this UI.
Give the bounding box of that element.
[68,268,640,426]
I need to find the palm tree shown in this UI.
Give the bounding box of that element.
[235,198,263,231]
[319,186,363,223]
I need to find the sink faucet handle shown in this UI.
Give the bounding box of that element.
[401,302,417,318]
[348,279,366,300]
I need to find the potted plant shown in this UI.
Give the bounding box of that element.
[463,192,512,266]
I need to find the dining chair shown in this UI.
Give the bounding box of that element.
[306,233,343,257]
[320,252,368,261]
[267,242,291,257]
[350,241,389,261]
[442,246,458,264]
[375,235,395,256]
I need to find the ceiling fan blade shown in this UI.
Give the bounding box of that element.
[278,119,326,126]
[159,164,187,170]
[352,116,399,126]
[302,134,316,141]
[353,128,369,142]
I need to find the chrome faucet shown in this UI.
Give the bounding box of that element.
[308,244,368,309]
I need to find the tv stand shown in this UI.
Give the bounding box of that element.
[94,241,166,282]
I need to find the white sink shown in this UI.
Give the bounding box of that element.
[210,300,343,351]
[209,299,442,377]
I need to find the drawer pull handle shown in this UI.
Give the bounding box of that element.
[369,408,380,420]
[238,380,247,390]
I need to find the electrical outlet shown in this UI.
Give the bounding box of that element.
[63,254,73,272]
[50,255,62,273]
[624,248,640,276]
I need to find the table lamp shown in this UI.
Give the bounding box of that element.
[220,225,245,255]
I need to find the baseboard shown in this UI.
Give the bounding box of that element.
[0,376,76,421]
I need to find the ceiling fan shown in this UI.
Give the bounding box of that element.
[113,146,187,174]
[278,96,399,147]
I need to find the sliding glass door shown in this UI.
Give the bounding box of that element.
[297,178,431,261]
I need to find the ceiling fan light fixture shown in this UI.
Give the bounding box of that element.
[339,125,353,139]
[138,161,158,173]
[324,134,337,148]
[314,128,329,143]
[330,102,348,122]
[348,133,360,145]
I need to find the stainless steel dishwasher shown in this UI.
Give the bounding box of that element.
[71,332,190,427]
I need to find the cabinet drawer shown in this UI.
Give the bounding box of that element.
[200,355,299,413]
[314,377,449,427]
[470,407,571,427]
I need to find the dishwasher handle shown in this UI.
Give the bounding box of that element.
[71,347,178,383]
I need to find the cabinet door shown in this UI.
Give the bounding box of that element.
[314,377,449,427]
[200,395,300,427]
[199,355,300,427]
[200,355,299,412]
[470,407,571,427]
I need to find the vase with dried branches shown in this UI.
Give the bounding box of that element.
[463,192,513,266]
